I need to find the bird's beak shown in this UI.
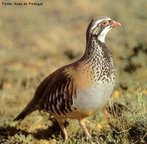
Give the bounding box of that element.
[111,20,121,28]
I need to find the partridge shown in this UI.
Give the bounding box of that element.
[14,16,121,140]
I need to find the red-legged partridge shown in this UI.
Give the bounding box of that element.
[14,16,121,140]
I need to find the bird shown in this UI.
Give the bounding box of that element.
[14,16,121,140]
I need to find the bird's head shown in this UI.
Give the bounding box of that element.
[86,16,121,43]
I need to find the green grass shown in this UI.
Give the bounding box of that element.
[0,89,146,144]
[0,0,147,143]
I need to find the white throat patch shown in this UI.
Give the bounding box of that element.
[98,26,112,43]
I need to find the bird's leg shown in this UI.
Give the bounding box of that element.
[79,119,91,140]
[56,118,68,140]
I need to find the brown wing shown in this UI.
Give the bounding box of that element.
[39,67,76,116]
[14,65,76,121]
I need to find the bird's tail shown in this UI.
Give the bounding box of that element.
[14,99,38,121]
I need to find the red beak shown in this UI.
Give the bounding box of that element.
[111,20,121,28]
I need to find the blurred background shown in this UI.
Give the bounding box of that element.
[0,0,147,143]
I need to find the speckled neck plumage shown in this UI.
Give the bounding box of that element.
[81,36,115,84]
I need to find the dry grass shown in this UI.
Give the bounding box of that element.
[0,0,147,143]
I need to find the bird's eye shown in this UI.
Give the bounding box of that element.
[101,21,108,26]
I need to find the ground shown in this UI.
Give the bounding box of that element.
[0,0,147,144]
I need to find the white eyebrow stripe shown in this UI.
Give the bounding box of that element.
[91,17,111,30]
[91,19,103,30]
